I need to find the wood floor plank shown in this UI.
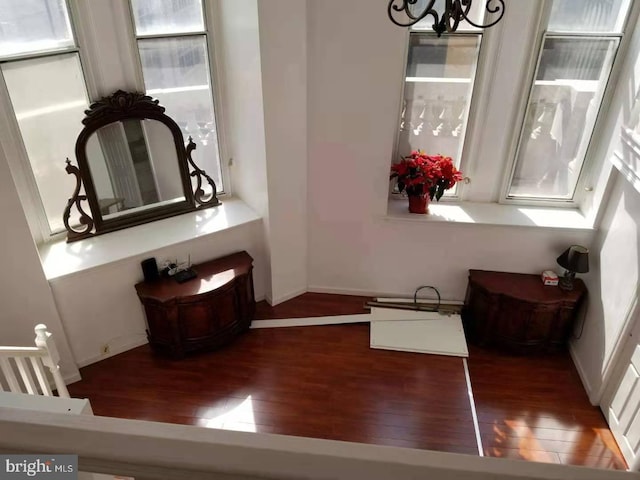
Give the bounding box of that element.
[68,293,626,470]
[484,447,562,464]
[558,452,627,470]
[480,430,620,456]
[467,342,626,469]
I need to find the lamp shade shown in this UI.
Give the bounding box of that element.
[557,245,589,274]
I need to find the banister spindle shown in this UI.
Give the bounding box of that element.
[34,324,69,398]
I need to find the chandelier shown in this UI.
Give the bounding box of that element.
[387,0,505,36]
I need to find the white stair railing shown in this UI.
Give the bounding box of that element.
[0,324,69,398]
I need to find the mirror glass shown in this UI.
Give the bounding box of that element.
[85,119,185,219]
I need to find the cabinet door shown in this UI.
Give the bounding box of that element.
[144,302,173,342]
[494,298,557,351]
[177,284,238,343]
[493,296,529,345]
[524,303,556,346]
[465,285,494,343]
[549,304,577,346]
[235,272,255,329]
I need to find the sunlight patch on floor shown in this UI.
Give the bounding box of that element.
[199,396,256,432]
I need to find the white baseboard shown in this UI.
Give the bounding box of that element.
[266,288,308,307]
[569,342,598,406]
[308,285,401,298]
[77,338,149,368]
[251,314,371,329]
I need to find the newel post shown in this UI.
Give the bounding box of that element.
[34,324,70,398]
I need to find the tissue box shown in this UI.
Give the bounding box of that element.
[541,270,559,286]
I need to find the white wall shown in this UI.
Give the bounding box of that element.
[0,142,80,382]
[306,0,594,299]
[257,0,308,304]
[217,0,308,305]
[217,0,272,300]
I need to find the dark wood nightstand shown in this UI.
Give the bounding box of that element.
[462,269,586,354]
[135,251,256,358]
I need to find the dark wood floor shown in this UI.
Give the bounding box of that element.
[69,293,626,470]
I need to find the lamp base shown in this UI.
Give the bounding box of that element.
[559,270,576,291]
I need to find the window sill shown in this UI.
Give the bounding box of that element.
[384,197,594,230]
[38,197,262,281]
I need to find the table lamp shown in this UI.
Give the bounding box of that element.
[557,245,589,291]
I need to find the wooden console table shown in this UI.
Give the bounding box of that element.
[135,251,255,358]
[462,270,586,354]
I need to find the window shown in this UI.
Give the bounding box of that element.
[506,0,631,202]
[130,0,224,192]
[399,35,480,166]
[0,0,89,234]
[396,8,487,197]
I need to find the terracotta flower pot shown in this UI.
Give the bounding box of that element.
[408,194,429,214]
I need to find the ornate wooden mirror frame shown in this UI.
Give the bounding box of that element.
[63,90,221,242]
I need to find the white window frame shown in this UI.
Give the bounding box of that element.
[393,27,488,201]
[499,0,635,209]
[126,0,230,195]
[0,0,99,243]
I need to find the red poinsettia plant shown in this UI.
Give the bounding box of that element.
[390,151,464,201]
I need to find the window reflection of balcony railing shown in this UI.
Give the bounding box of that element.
[398,77,473,198]
[510,81,598,199]
[398,77,472,168]
[400,95,467,139]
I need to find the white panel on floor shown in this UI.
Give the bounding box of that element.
[251,314,371,329]
[369,307,468,357]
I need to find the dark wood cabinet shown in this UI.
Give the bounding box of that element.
[135,251,255,358]
[463,270,586,354]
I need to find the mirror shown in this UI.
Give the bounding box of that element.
[63,90,220,242]
[86,119,185,219]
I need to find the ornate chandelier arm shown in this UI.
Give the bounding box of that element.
[388,0,439,28]
[387,0,505,34]
[459,0,505,29]
[443,0,464,33]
